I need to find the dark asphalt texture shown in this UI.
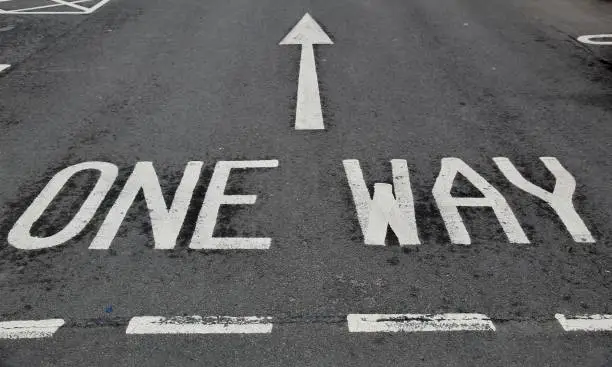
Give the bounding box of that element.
[0,0,611,365]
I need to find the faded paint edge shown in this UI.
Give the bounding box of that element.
[126,316,274,334]
[347,313,496,332]
[0,319,65,339]
[555,314,612,331]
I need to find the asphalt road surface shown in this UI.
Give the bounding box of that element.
[0,0,611,365]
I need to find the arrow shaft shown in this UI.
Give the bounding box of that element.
[295,44,324,130]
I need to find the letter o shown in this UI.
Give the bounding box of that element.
[8,162,118,250]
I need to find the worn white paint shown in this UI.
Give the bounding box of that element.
[347,313,495,332]
[126,316,273,334]
[433,158,528,245]
[90,161,203,250]
[494,157,594,243]
[555,314,612,331]
[577,35,612,46]
[189,160,278,250]
[8,162,118,250]
[343,159,420,246]
[0,319,65,339]
[280,13,333,130]
[0,64,9,73]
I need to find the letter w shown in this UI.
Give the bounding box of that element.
[343,159,420,246]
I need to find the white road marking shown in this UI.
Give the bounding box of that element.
[90,161,203,250]
[0,0,110,14]
[8,162,118,250]
[9,160,277,251]
[51,0,89,11]
[555,314,612,331]
[432,157,529,245]
[7,156,591,251]
[347,313,495,333]
[84,0,110,13]
[0,0,91,13]
[495,157,595,243]
[280,13,333,130]
[0,319,65,339]
[343,159,420,246]
[577,34,612,46]
[0,64,9,73]
[189,160,278,250]
[126,316,273,334]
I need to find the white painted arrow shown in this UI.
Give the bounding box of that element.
[280,13,333,130]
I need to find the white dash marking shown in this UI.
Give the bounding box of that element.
[0,64,10,73]
[0,319,65,339]
[347,313,496,333]
[555,314,612,332]
[126,316,273,335]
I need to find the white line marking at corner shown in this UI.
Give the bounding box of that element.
[84,0,111,13]
[0,319,65,339]
[555,314,612,331]
[347,313,496,332]
[577,34,612,46]
[126,316,274,334]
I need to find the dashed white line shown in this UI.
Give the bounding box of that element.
[2,314,612,338]
[0,319,65,339]
[555,314,612,332]
[126,316,274,335]
[347,313,496,333]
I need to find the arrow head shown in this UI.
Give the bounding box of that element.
[279,13,333,45]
